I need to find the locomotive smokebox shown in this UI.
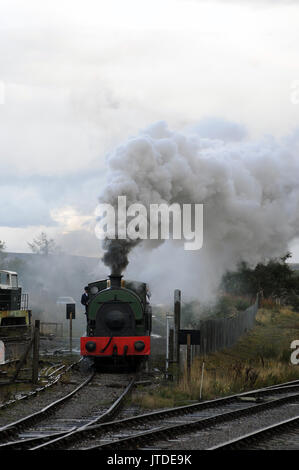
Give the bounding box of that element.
[109,274,123,289]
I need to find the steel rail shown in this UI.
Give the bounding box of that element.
[0,359,81,412]
[209,414,299,450]
[0,374,136,450]
[27,383,299,450]
[16,387,255,450]
[31,375,136,450]
[79,392,299,451]
[3,376,299,450]
[263,378,299,389]
[0,368,94,441]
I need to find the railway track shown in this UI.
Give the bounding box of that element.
[2,376,299,450]
[0,359,81,411]
[28,380,299,451]
[209,414,299,450]
[0,370,136,450]
[0,370,95,442]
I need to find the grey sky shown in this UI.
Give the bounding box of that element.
[1,0,299,259]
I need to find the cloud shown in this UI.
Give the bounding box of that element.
[51,206,94,233]
[187,117,247,142]
[184,0,298,4]
[0,186,55,227]
[55,229,101,257]
[0,0,299,258]
[0,169,106,227]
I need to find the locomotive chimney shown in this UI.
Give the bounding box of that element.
[109,274,123,289]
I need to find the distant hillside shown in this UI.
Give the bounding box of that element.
[2,251,107,282]
[5,252,100,271]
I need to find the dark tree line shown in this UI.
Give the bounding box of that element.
[180,253,299,328]
[221,253,299,303]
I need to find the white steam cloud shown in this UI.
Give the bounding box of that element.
[99,120,299,300]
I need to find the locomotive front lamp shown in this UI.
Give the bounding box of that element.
[134,341,145,352]
[85,341,96,352]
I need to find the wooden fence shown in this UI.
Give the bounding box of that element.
[0,325,32,361]
[199,296,259,355]
[40,322,63,337]
[0,321,63,361]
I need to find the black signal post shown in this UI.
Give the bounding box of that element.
[174,289,181,368]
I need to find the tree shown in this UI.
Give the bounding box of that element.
[221,253,296,300]
[28,232,59,256]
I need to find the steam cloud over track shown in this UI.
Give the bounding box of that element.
[99,120,299,292]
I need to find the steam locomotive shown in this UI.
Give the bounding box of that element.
[80,274,152,366]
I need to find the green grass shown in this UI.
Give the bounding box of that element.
[132,306,299,409]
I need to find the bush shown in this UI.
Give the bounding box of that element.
[235,298,251,311]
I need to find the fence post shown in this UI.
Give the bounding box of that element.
[0,340,4,364]
[257,291,261,308]
[187,333,191,385]
[199,361,205,400]
[12,336,34,383]
[169,328,174,364]
[32,320,40,384]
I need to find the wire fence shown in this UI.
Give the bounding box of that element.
[198,296,259,355]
